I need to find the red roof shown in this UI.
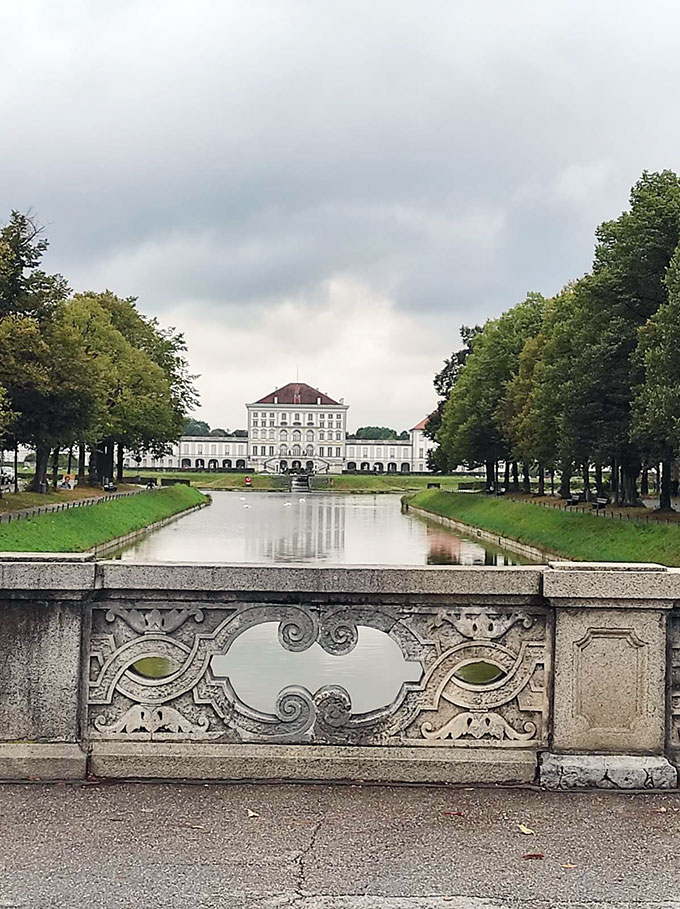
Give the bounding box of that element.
[253,382,340,406]
[410,415,432,431]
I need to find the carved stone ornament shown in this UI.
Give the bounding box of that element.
[87,600,550,748]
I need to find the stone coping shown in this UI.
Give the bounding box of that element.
[0,560,679,601]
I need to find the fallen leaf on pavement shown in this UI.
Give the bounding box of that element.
[518,823,535,835]
[655,807,668,813]
[523,853,544,860]
[247,809,260,818]
[442,810,465,817]
[561,863,578,869]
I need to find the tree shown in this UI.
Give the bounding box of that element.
[353,426,401,440]
[184,418,211,436]
[210,427,229,436]
[0,211,69,320]
[424,326,480,469]
[632,242,680,509]
[574,170,680,505]
[438,295,544,487]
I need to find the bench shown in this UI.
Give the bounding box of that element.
[565,496,581,507]
[591,497,609,512]
[103,483,118,493]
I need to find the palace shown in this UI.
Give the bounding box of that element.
[128,382,436,474]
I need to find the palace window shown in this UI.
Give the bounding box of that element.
[336,447,341,457]
[292,430,301,441]
[319,431,325,441]
[306,430,314,441]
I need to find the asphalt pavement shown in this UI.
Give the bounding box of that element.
[0,781,679,908]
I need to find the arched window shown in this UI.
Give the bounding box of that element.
[335,431,341,440]
[280,429,288,441]
[292,430,301,442]
[306,430,314,441]
[305,445,314,456]
[280,444,288,456]
[292,444,301,456]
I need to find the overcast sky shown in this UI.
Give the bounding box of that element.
[1,1,679,431]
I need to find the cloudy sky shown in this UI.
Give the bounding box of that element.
[1,1,679,431]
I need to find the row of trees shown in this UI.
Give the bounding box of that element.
[0,212,197,491]
[428,171,680,510]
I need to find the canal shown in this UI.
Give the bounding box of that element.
[113,490,536,566]
[116,491,538,712]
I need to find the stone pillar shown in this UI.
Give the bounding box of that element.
[0,560,94,779]
[541,562,676,790]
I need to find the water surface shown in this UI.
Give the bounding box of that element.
[113,491,536,565]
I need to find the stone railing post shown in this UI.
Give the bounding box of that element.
[0,561,93,779]
[541,562,676,790]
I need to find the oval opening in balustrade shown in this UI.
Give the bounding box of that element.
[129,656,180,679]
[211,622,422,714]
[452,660,507,685]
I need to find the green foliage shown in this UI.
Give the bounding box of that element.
[433,170,680,508]
[0,485,208,552]
[184,418,211,436]
[352,426,403,440]
[0,212,199,491]
[410,490,680,565]
[438,294,544,468]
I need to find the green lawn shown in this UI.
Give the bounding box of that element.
[0,484,208,552]
[124,470,478,493]
[408,489,680,565]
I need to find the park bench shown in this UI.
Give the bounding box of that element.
[565,496,581,507]
[591,496,609,512]
[103,483,117,492]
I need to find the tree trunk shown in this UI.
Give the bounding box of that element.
[612,458,619,504]
[537,463,545,497]
[550,468,555,497]
[67,446,73,476]
[78,443,86,486]
[32,444,51,492]
[51,447,60,490]
[558,465,571,499]
[660,459,673,511]
[582,463,591,502]
[13,446,18,494]
[485,460,495,492]
[640,468,649,497]
[116,442,125,483]
[503,461,510,491]
[0,449,3,499]
[511,461,519,492]
[522,462,531,494]
[620,462,642,507]
[595,463,603,498]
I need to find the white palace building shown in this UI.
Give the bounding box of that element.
[128,382,435,474]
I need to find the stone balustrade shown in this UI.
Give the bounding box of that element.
[0,560,679,788]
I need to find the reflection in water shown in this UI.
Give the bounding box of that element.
[211,623,423,714]
[113,491,536,565]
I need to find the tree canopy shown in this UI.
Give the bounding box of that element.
[434,170,680,510]
[0,212,199,490]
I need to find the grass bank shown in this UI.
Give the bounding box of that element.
[408,489,680,565]
[0,484,208,552]
[124,470,477,493]
[0,484,138,515]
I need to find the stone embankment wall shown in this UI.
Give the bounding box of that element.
[0,560,679,789]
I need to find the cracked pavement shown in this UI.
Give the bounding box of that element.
[0,781,679,908]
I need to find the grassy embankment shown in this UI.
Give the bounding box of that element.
[0,484,139,515]
[0,484,208,552]
[408,489,680,565]
[124,471,477,493]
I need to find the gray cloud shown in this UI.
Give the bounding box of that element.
[1,0,679,424]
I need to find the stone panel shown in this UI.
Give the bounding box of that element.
[0,600,84,742]
[87,599,550,751]
[552,608,666,753]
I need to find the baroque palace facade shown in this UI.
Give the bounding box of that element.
[129,382,435,474]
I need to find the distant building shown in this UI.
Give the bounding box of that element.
[125,381,436,474]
